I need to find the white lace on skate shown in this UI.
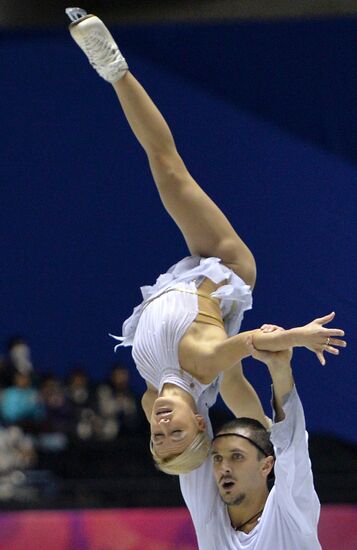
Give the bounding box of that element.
[81,29,128,82]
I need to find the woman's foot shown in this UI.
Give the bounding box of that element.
[67,10,128,82]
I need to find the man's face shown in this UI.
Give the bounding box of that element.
[211,429,270,506]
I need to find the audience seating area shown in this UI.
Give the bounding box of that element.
[0,335,356,510]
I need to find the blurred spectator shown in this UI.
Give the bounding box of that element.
[0,344,142,446]
[0,335,33,388]
[96,363,140,438]
[0,425,40,503]
[67,367,93,409]
[66,367,100,440]
[0,372,45,430]
[0,426,36,474]
[40,375,71,434]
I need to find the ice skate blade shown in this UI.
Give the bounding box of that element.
[65,7,88,23]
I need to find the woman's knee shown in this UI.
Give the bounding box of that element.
[219,240,257,288]
[149,151,191,190]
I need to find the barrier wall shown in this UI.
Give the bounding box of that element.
[0,506,355,550]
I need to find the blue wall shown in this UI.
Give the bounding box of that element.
[1,18,356,442]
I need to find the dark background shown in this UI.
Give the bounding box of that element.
[1,3,356,450]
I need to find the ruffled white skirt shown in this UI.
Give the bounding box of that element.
[114,256,252,349]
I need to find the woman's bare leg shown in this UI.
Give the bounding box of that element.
[112,73,256,288]
[220,362,269,428]
[68,14,256,288]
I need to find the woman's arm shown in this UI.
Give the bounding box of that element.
[195,312,346,381]
[253,311,345,365]
[220,361,269,428]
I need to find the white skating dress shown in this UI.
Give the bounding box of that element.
[112,256,252,409]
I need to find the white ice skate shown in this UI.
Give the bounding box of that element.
[66,7,128,83]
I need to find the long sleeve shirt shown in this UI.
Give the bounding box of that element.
[179,386,322,550]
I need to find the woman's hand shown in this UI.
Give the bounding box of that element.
[293,312,346,365]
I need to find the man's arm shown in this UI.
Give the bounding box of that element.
[263,351,294,422]
[251,345,321,535]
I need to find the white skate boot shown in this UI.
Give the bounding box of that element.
[66,7,128,83]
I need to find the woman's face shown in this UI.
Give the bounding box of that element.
[150,396,205,458]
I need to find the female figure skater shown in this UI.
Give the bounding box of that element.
[66,9,346,474]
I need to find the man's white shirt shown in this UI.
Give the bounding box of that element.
[179,386,322,549]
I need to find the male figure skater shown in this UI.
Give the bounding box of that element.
[180,339,323,549]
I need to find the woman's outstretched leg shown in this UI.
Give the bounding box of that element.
[68,13,256,287]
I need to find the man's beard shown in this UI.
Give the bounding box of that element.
[220,492,246,506]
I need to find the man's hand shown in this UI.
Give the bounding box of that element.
[292,312,346,365]
[247,336,293,370]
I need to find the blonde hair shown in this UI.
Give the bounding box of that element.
[150,430,211,475]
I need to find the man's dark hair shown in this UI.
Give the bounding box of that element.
[215,417,274,459]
